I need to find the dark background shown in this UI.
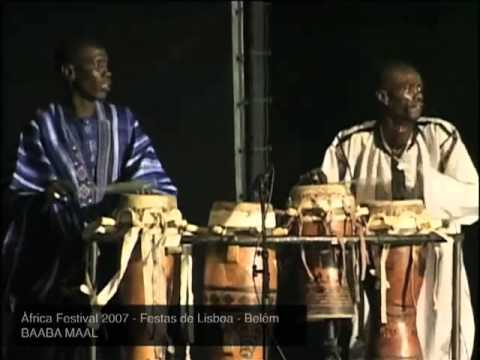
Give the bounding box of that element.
[2,2,236,225]
[2,2,478,358]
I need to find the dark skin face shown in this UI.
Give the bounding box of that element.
[377,68,424,151]
[61,45,112,118]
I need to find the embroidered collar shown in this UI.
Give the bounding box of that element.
[375,120,419,160]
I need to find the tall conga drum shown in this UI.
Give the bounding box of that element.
[202,201,278,360]
[108,194,183,360]
[289,184,356,320]
[363,200,440,360]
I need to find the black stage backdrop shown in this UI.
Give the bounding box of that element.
[2,2,478,358]
[2,2,236,226]
[270,3,478,359]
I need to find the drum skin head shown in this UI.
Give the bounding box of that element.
[289,184,355,212]
[362,200,425,216]
[363,200,442,234]
[208,201,276,230]
[116,193,177,211]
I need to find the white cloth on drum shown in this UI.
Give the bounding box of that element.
[88,208,170,307]
[320,117,478,360]
[95,225,141,306]
[180,249,193,360]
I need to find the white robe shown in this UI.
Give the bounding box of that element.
[320,117,479,359]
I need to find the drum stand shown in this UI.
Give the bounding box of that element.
[318,246,358,360]
[318,249,347,360]
[86,239,99,360]
[322,320,342,360]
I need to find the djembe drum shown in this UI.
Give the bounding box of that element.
[289,184,356,320]
[202,201,278,360]
[363,200,441,360]
[105,194,184,360]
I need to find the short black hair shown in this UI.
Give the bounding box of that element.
[376,60,420,90]
[54,36,105,73]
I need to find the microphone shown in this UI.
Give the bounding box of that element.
[252,165,275,196]
[249,166,275,233]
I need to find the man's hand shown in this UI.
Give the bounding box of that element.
[297,168,328,185]
[45,180,75,205]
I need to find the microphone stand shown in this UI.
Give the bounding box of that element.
[258,174,270,360]
[87,239,98,360]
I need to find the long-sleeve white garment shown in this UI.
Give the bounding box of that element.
[320,117,479,359]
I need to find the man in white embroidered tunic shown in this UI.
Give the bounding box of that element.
[303,61,478,359]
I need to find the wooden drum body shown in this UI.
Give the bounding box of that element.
[366,244,427,360]
[364,200,431,360]
[202,202,278,360]
[289,184,356,320]
[112,194,183,360]
[118,248,179,307]
[203,245,277,306]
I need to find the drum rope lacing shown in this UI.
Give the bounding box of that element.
[368,217,448,325]
[81,207,174,307]
[379,244,391,324]
[296,195,359,294]
[82,206,175,360]
[430,229,455,311]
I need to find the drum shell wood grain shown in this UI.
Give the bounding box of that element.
[116,242,181,360]
[296,218,356,320]
[203,245,277,305]
[365,244,427,360]
[200,244,277,360]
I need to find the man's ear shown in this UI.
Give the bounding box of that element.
[60,64,75,83]
[376,90,389,106]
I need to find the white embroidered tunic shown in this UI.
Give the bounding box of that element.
[320,117,478,359]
